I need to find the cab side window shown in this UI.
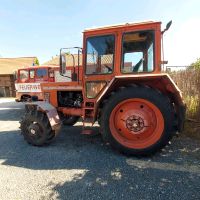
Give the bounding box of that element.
[30,69,35,79]
[86,35,115,74]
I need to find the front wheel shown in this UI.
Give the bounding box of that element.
[100,86,175,156]
[20,110,56,146]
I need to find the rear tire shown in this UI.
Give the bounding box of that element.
[20,110,56,146]
[100,85,175,156]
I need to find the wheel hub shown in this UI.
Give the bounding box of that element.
[28,124,40,136]
[126,115,145,132]
[30,129,36,135]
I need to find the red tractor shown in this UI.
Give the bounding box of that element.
[15,65,78,102]
[15,66,55,101]
[20,21,185,155]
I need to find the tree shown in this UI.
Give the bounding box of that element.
[190,58,200,69]
[34,57,40,66]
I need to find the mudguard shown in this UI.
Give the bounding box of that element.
[25,101,61,134]
[95,73,186,133]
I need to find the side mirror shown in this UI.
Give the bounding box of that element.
[162,20,172,34]
[59,52,66,75]
[166,20,172,31]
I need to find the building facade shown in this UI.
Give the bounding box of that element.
[0,57,38,97]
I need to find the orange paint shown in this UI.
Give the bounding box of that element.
[109,98,164,149]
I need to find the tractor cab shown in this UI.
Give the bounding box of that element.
[60,21,162,102]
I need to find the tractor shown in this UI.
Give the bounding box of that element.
[20,21,186,155]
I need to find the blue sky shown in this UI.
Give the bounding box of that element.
[0,0,200,65]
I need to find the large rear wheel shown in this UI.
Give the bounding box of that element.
[100,86,175,156]
[20,110,56,146]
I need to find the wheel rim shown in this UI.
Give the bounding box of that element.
[28,122,43,141]
[109,98,164,149]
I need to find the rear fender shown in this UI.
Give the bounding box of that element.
[25,101,61,134]
[96,73,185,132]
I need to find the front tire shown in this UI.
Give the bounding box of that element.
[100,86,175,156]
[20,110,56,146]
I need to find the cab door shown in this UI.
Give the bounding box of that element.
[83,33,117,100]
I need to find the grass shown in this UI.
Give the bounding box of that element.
[169,68,200,140]
[184,95,200,118]
[182,95,200,140]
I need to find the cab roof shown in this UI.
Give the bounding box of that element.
[18,66,51,70]
[83,21,161,33]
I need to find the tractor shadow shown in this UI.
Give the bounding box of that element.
[0,100,200,199]
[0,122,200,171]
[0,125,200,199]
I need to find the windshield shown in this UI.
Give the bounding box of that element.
[36,68,47,78]
[19,70,29,81]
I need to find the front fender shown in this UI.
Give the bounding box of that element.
[25,101,61,134]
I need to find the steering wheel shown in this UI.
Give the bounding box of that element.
[132,58,143,72]
[104,65,112,72]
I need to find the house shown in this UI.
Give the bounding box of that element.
[43,54,132,73]
[43,54,83,66]
[0,57,38,97]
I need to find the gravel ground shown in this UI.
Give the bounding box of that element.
[0,98,200,200]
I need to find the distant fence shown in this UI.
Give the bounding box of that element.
[168,66,200,120]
